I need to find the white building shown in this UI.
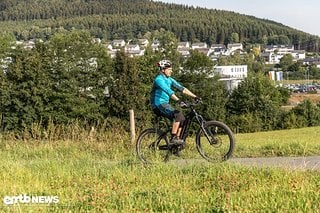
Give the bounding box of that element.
[262,45,305,64]
[191,42,207,49]
[214,65,248,91]
[151,40,160,52]
[112,39,126,48]
[138,39,149,47]
[264,45,294,53]
[210,44,227,56]
[227,43,243,53]
[177,47,190,57]
[214,65,248,79]
[178,42,190,49]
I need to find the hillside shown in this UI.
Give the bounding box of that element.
[0,0,319,51]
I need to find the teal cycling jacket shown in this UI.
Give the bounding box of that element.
[150,73,185,107]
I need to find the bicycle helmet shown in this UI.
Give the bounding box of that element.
[157,60,172,71]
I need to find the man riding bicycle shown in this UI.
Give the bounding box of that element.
[150,60,199,145]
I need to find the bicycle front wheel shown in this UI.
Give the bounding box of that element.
[196,121,235,162]
[136,128,170,164]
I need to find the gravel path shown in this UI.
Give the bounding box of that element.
[166,156,320,171]
[229,156,320,171]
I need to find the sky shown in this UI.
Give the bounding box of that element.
[154,0,320,36]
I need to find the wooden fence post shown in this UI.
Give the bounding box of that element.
[129,109,135,143]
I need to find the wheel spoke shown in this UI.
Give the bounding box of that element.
[136,129,169,164]
[197,121,235,162]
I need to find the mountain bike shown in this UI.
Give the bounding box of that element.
[136,100,235,163]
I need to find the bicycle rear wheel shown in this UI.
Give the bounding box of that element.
[196,121,235,162]
[136,128,170,164]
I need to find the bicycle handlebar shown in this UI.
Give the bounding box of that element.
[180,98,202,109]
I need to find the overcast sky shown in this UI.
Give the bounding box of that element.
[154,0,320,36]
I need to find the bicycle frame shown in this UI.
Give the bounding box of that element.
[154,102,213,146]
[180,105,207,142]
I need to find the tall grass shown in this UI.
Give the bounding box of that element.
[0,126,320,211]
[0,158,319,211]
[234,126,320,157]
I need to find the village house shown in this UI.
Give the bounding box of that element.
[177,42,191,57]
[111,39,126,48]
[177,47,190,57]
[210,44,227,56]
[138,39,149,47]
[303,57,320,68]
[151,40,160,52]
[125,44,145,57]
[262,45,305,64]
[178,42,190,49]
[191,42,207,49]
[264,45,294,53]
[227,43,243,53]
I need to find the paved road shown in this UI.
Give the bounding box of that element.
[229,156,320,171]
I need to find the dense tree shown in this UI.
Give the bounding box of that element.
[1,30,113,131]
[226,73,287,132]
[177,53,227,123]
[229,32,240,43]
[279,54,294,71]
[177,73,228,123]
[44,30,112,124]
[106,50,150,129]
[292,100,320,127]
[183,49,213,74]
[2,46,50,130]
[152,29,181,65]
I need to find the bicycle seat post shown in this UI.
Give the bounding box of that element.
[153,115,160,130]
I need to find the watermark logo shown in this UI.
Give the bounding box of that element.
[3,194,59,205]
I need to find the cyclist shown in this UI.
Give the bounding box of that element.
[150,60,198,145]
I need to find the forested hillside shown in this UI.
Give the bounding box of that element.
[0,0,319,51]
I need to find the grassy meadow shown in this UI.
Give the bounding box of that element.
[0,126,320,211]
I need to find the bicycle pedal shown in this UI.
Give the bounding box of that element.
[173,151,181,157]
[158,145,169,150]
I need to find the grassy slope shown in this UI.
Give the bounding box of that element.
[0,126,320,211]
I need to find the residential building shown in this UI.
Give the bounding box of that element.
[125,44,145,57]
[227,43,243,53]
[214,65,248,79]
[214,65,248,91]
[125,44,140,52]
[112,39,126,48]
[264,45,294,53]
[303,57,320,68]
[210,44,227,56]
[138,39,149,47]
[262,45,305,64]
[191,42,207,49]
[151,40,160,52]
[178,42,190,49]
[177,47,190,57]
[261,52,284,64]
[291,50,305,60]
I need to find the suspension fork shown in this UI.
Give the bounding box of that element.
[196,114,213,143]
